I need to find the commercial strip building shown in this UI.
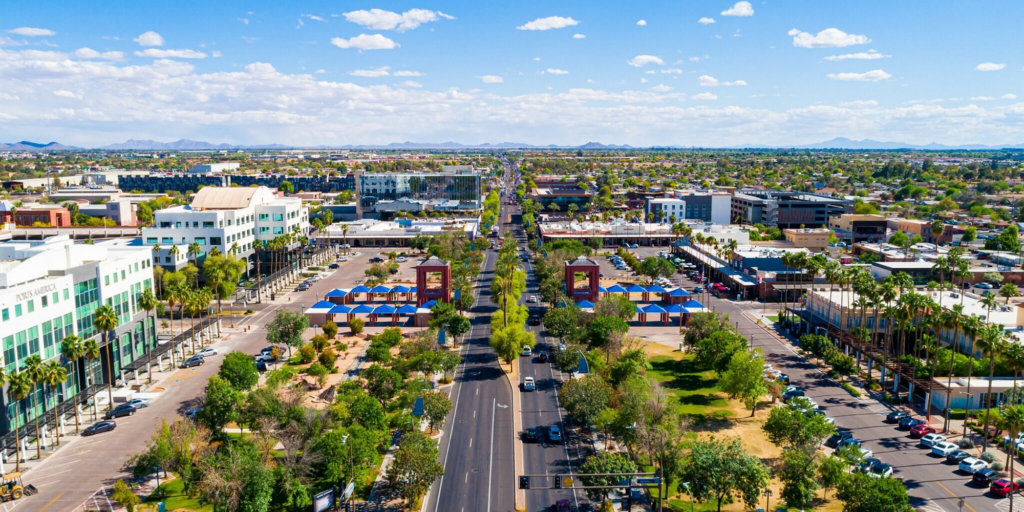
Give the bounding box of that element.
[538,220,677,246]
[141,186,308,271]
[5,204,73,227]
[319,218,480,248]
[188,163,240,174]
[0,236,156,436]
[526,178,592,212]
[731,190,853,229]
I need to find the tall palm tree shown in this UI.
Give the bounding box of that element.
[203,254,245,337]
[961,315,983,432]
[60,335,84,434]
[1005,342,1024,406]
[342,224,349,255]
[23,355,45,460]
[168,244,179,268]
[93,304,120,409]
[876,279,898,386]
[42,360,67,447]
[6,370,30,472]
[1001,405,1024,511]
[138,288,160,379]
[187,241,203,278]
[976,324,1007,449]
[83,338,101,420]
[1000,283,1019,305]
[941,305,965,432]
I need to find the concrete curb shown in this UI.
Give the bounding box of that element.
[503,362,527,511]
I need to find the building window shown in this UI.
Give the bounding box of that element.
[161,237,173,244]
[27,300,34,313]
[1,308,7,321]
[41,295,48,308]
[146,238,157,244]
[259,214,269,221]
[273,214,284,221]
[211,237,222,245]
[203,221,214,228]
[273,227,284,235]
[195,237,207,245]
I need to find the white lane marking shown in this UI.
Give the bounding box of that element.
[549,337,582,511]
[469,438,473,448]
[488,398,496,512]
[465,472,469,484]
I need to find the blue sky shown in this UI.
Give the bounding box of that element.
[1,1,1023,147]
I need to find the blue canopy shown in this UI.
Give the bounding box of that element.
[308,300,334,310]
[412,396,425,417]
[324,289,348,298]
[635,305,645,313]
[410,287,418,293]
[396,304,418,314]
[370,285,392,293]
[681,299,704,309]
[422,300,438,308]
[607,284,628,293]
[645,285,667,293]
[350,304,374,314]
[328,305,352,314]
[454,289,461,300]
[642,303,667,314]
[391,285,411,293]
[626,284,646,293]
[351,285,371,293]
[576,300,595,308]
[663,304,685,314]
[373,304,397,314]
[437,330,447,346]
[668,288,691,297]
[598,286,608,292]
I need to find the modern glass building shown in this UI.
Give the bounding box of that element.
[357,172,483,211]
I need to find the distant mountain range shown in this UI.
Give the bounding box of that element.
[4,137,1024,151]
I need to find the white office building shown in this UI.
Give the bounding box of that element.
[0,236,155,436]
[188,163,240,174]
[646,198,687,223]
[142,186,309,270]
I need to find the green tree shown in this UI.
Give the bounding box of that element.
[829,353,858,382]
[299,344,317,364]
[363,364,403,407]
[366,340,393,365]
[558,375,613,425]
[693,330,747,373]
[202,253,246,337]
[322,320,338,340]
[421,391,453,432]
[762,400,836,449]
[387,431,444,509]
[308,362,329,388]
[42,360,68,446]
[198,375,241,435]
[683,312,736,351]
[218,351,259,391]
[111,479,140,512]
[836,471,914,512]
[678,436,771,512]
[350,394,387,432]
[779,448,819,509]
[349,317,365,335]
[543,306,580,341]
[279,180,294,194]
[579,451,639,501]
[719,348,768,416]
[93,303,120,409]
[6,370,29,472]
[817,455,847,499]
[638,257,677,284]
[586,315,629,350]
[266,309,309,359]
[490,325,536,368]
[962,226,977,243]
[60,334,85,434]
[23,354,46,460]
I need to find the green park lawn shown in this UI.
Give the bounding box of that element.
[141,477,212,512]
[646,350,732,418]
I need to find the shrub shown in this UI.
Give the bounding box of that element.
[311,334,329,353]
[991,461,1005,471]
[841,382,862,398]
[299,344,317,364]
[308,362,329,388]
[349,318,365,335]
[322,321,338,339]
[338,343,348,352]
[959,438,975,449]
[981,451,997,463]
[319,347,338,368]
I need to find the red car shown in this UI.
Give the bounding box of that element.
[554,499,571,512]
[910,424,936,438]
[992,479,1021,497]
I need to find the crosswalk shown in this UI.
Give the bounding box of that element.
[916,499,947,512]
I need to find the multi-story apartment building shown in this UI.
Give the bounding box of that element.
[119,173,356,194]
[732,190,853,229]
[141,186,308,271]
[0,236,155,436]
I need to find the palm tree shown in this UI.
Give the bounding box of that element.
[6,370,30,472]
[187,241,203,273]
[23,354,45,460]
[1006,342,1024,406]
[42,360,67,447]
[60,335,84,434]
[83,338,101,420]
[941,305,965,432]
[1001,405,1024,511]
[976,324,1007,449]
[961,315,983,432]
[930,219,946,244]
[93,304,120,410]
[168,244,179,268]
[203,254,245,337]
[138,289,160,380]
[876,279,898,386]
[342,224,349,255]
[1000,283,1019,305]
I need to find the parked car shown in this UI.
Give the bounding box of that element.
[256,360,268,372]
[976,282,994,289]
[396,256,407,262]
[859,457,882,473]
[523,427,539,443]
[782,388,806,401]
[548,426,562,443]
[899,417,925,430]
[369,257,384,263]
[555,500,571,512]
[973,467,1000,486]
[868,463,893,478]
[825,432,854,448]
[991,479,1021,497]
[839,438,862,450]
[886,411,909,423]
[185,407,202,419]
[328,263,340,269]
[105,403,137,419]
[522,346,532,357]
[931,441,959,457]
[338,256,349,262]
[694,286,704,293]
[527,295,538,303]
[198,347,218,357]
[127,398,150,409]
[297,283,311,291]
[776,373,790,385]
[181,355,205,368]
[82,421,116,436]
[920,433,946,447]
[523,377,536,392]
[529,315,541,326]
[910,424,936,438]
[960,457,988,474]
[945,449,971,464]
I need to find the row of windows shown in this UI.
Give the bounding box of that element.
[1,288,71,322]
[3,312,73,372]
[158,214,255,229]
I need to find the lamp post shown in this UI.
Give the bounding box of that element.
[764,489,773,511]
[681,482,694,512]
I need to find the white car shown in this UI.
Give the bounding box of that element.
[522,377,535,392]
[396,256,407,262]
[859,447,873,459]
[931,441,959,457]
[920,433,947,448]
[338,256,349,262]
[868,463,893,478]
[959,457,988,473]
[198,348,218,357]
[522,346,532,357]
[527,295,538,303]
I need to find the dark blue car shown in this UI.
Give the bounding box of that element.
[899,417,925,430]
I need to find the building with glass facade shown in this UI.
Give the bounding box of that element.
[356,172,483,212]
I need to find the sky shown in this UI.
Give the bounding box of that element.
[1,1,1023,147]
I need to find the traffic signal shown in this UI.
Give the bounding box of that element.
[519,476,530,489]
[554,477,561,489]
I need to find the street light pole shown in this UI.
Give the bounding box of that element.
[681,482,694,512]
[764,489,773,512]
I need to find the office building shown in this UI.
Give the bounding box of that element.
[357,172,482,212]
[12,205,72,227]
[731,190,853,229]
[189,163,240,174]
[526,178,592,212]
[647,192,732,224]
[0,236,156,436]
[119,173,356,194]
[828,214,889,244]
[78,200,139,226]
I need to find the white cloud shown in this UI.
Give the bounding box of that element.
[211,51,222,58]
[1003,94,1018,100]
[689,56,700,62]
[788,28,870,48]
[394,70,424,77]
[134,49,208,59]
[573,33,586,39]
[724,80,747,86]
[650,84,672,92]
[314,69,326,74]
[73,48,125,61]
[640,78,648,84]
[546,68,568,75]
[636,20,647,26]
[627,55,663,67]
[698,75,719,87]
[330,34,399,51]
[400,80,423,88]
[970,96,995,101]
[721,1,754,16]
[517,16,579,31]
[975,62,1006,71]
[8,27,56,37]
[303,14,326,22]
[825,49,890,61]
[343,9,453,31]
[349,66,390,77]
[698,17,715,25]
[840,100,879,107]
[481,75,503,83]
[53,90,82,100]
[133,31,165,47]
[827,69,892,82]
[693,92,718,100]
[532,57,541,62]
[659,68,683,74]
[238,18,249,25]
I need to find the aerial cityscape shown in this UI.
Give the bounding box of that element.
[1,2,1024,512]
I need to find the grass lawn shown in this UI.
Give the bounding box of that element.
[766,314,779,323]
[645,344,731,418]
[140,477,212,512]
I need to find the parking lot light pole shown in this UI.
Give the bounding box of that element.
[764,489,773,511]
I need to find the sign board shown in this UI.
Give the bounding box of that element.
[412,396,425,417]
[562,477,574,488]
[636,477,661,485]
[314,488,335,512]
[341,481,355,501]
